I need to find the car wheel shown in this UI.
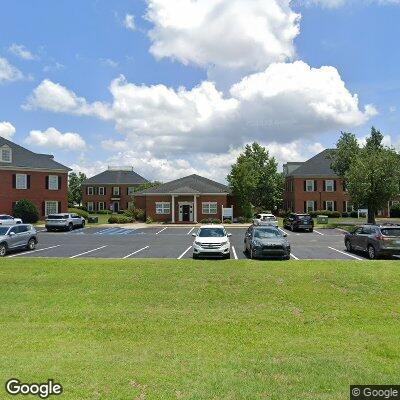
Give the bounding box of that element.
[345,240,353,253]
[250,247,255,260]
[225,253,231,259]
[27,238,36,251]
[283,255,290,260]
[192,254,198,260]
[0,243,7,257]
[309,228,313,233]
[367,245,377,260]
[68,223,73,231]
[81,220,85,228]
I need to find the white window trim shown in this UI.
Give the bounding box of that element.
[113,187,120,196]
[48,175,59,190]
[128,187,135,196]
[306,180,314,192]
[325,180,335,192]
[16,173,27,190]
[0,145,12,163]
[98,187,105,195]
[87,187,94,195]
[87,202,94,212]
[155,202,170,214]
[45,201,58,216]
[98,202,105,211]
[202,202,218,215]
[306,201,315,212]
[345,201,354,213]
[325,200,335,211]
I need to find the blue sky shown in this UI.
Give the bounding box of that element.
[0,0,399,182]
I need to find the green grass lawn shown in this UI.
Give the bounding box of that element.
[0,259,399,399]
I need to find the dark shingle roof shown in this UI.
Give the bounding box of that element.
[136,174,230,195]
[82,169,148,185]
[0,137,70,171]
[287,149,337,177]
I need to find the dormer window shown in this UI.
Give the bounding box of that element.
[0,145,12,163]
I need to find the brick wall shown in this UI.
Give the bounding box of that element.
[0,170,68,217]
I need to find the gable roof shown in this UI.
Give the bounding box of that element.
[0,137,71,171]
[136,174,230,195]
[82,169,148,185]
[287,149,337,177]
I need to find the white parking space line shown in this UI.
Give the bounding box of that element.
[232,246,238,260]
[69,245,108,259]
[290,253,299,260]
[177,246,192,260]
[279,228,290,236]
[328,247,364,260]
[156,227,167,235]
[187,227,195,235]
[7,245,61,258]
[313,229,324,236]
[123,246,150,259]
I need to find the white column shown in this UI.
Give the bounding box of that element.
[172,195,175,223]
[193,195,197,223]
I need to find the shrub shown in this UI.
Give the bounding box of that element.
[117,210,125,215]
[212,218,221,224]
[350,211,358,218]
[146,216,154,224]
[96,210,112,215]
[201,218,212,224]
[123,208,145,221]
[223,219,232,224]
[309,210,341,218]
[68,208,89,219]
[108,215,133,224]
[13,199,39,223]
[341,212,349,218]
[390,203,400,218]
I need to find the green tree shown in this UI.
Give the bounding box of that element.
[328,132,360,177]
[13,199,39,223]
[227,142,282,217]
[68,172,87,206]
[330,127,400,224]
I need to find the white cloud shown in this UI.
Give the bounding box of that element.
[0,57,24,83]
[146,0,300,74]
[25,61,375,157]
[0,121,16,139]
[124,14,136,30]
[25,127,87,151]
[23,79,112,120]
[100,58,118,68]
[302,0,400,7]
[8,43,37,60]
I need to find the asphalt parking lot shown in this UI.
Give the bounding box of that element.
[4,225,376,260]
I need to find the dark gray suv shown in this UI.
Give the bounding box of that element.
[244,225,291,260]
[344,224,400,259]
[0,224,38,257]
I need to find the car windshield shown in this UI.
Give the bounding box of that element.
[0,227,9,235]
[47,215,68,219]
[253,228,282,238]
[198,228,225,237]
[298,215,311,220]
[381,228,400,237]
[263,216,276,220]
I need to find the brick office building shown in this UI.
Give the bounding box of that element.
[81,167,148,212]
[283,149,353,214]
[134,174,236,223]
[0,137,70,217]
[283,149,397,216]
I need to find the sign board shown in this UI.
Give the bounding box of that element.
[222,207,233,219]
[358,209,368,218]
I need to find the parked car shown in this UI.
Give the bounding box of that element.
[283,213,314,232]
[244,225,290,260]
[0,214,22,226]
[253,213,278,227]
[0,224,38,257]
[45,213,85,232]
[192,225,231,259]
[344,224,400,259]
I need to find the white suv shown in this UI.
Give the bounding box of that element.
[0,215,23,226]
[192,225,231,259]
[253,213,278,227]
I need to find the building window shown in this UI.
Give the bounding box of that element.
[45,201,58,216]
[202,202,218,215]
[16,174,27,189]
[127,201,134,210]
[0,146,12,163]
[345,201,354,213]
[306,201,315,213]
[87,187,94,195]
[305,180,314,192]
[48,175,59,190]
[325,200,335,211]
[127,187,135,196]
[113,187,120,196]
[325,180,335,192]
[98,187,105,195]
[98,202,105,211]
[87,202,94,212]
[155,202,170,214]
